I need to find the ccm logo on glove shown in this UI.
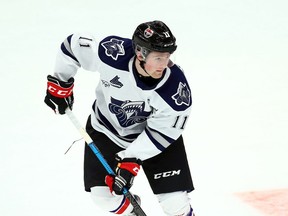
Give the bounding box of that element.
[44,75,74,114]
[47,81,74,98]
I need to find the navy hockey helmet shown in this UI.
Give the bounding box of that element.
[132,20,177,58]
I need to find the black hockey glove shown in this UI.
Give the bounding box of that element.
[105,156,142,195]
[44,75,74,114]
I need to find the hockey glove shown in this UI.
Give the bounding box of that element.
[44,75,74,114]
[105,156,142,195]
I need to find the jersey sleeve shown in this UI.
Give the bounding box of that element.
[118,65,192,161]
[53,33,100,81]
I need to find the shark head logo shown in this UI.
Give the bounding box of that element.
[172,82,191,106]
[108,97,151,127]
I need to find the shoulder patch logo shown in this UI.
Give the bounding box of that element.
[101,38,125,60]
[172,82,191,106]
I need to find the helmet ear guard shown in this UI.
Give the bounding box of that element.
[135,44,150,61]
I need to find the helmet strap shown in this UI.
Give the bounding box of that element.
[139,59,150,77]
[136,52,151,77]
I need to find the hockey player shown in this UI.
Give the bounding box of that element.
[44,20,195,216]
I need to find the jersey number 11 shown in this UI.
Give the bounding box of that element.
[172,115,188,130]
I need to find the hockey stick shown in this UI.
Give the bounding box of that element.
[65,109,146,216]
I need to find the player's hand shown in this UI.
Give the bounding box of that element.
[105,156,142,195]
[44,75,74,114]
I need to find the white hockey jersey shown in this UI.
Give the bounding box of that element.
[54,33,192,161]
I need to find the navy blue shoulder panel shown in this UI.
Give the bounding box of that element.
[156,65,192,111]
[98,35,134,71]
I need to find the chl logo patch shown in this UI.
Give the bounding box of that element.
[101,38,125,60]
[144,28,154,38]
[172,82,191,106]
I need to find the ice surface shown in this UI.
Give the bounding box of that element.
[1,0,288,215]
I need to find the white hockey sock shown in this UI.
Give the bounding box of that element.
[90,186,133,215]
[157,191,191,216]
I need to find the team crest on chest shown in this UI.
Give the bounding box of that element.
[108,97,151,127]
[172,82,191,106]
[101,38,125,60]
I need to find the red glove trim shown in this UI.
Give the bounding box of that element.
[118,162,140,176]
[47,81,74,98]
[105,175,114,193]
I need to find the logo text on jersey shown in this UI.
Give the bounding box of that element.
[101,80,110,87]
[172,82,191,106]
[101,38,125,60]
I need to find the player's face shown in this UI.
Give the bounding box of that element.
[144,52,171,79]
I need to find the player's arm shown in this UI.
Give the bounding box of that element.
[118,108,191,161]
[44,33,99,114]
[53,33,99,81]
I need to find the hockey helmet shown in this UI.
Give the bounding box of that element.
[132,20,177,58]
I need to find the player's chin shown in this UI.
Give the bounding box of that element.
[152,71,163,79]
